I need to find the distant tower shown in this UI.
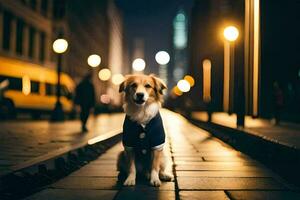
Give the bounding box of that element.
[172,10,188,86]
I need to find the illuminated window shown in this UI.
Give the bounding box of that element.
[173,10,187,49]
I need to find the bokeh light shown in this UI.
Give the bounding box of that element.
[223,26,239,42]
[155,51,170,65]
[100,94,111,104]
[132,58,146,71]
[172,86,183,96]
[52,39,68,53]
[98,68,111,81]
[112,74,125,85]
[184,75,195,87]
[177,79,191,92]
[87,54,101,67]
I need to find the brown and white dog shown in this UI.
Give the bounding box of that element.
[117,74,173,186]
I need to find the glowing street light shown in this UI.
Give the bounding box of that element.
[98,68,111,81]
[223,26,239,42]
[132,58,146,71]
[51,38,68,121]
[87,54,101,67]
[177,79,190,92]
[52,39,68,53]
[155,51,170,65]
[112,74,125,85]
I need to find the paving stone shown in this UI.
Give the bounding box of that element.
[227,191,300,200]
[174,161,257,166]
[52,177,119,190]
[176,170,272,177]
[176,164,263,171]
[121,181,175,191]
[70,168,118,177]
[115,190,175,200]
[177,177,287,190]
[180,191,230,200]
[24,189,117,200]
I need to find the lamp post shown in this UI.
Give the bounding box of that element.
[51,38,68,122]
[223,25,244,127]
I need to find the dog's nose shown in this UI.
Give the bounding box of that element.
[136,92,144,99]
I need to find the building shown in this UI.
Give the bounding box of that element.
[66,0,128,105]
[0,0,56,69]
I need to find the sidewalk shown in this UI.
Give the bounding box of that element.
[0,113,124,176]
[192,112,300,149]
[25,110,299,200]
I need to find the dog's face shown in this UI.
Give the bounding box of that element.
[119,74,167,106]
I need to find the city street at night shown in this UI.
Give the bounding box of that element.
[0,0,300,200]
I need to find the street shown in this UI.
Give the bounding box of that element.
[23,110,300,200]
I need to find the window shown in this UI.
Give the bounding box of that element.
[30,0,37,10]
[16,19,24,55]
[41,0,48,17]
[39,32,45,62]
[29,27,35,58]
[3,11,12,50]
[31,81,39,93]
[46,83,55,96]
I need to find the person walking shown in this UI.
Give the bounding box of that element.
[75,73,95,132]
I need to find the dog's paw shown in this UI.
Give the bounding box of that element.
[123,176,136,186]
[150,177,161,187]
[159,172,174,181]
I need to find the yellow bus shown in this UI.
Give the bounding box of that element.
[0,56,75,119]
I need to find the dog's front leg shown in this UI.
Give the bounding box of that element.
[123,149,136,186]
[150,149,162,186]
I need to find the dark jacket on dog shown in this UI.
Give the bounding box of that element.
[122,112,165,152]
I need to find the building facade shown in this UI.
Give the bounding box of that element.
[66,0,128,105]
[0,0,56,69]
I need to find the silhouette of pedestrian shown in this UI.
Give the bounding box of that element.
[74,73,95,132]
[272,81,284,125]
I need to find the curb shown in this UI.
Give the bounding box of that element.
[189,118,300,187]
[0,129,122,200]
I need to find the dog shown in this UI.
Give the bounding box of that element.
[117,74,173,187]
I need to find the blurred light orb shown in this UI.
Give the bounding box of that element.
[100,94,111,104]
[203,59,212,69]
[184,75,195,87]
[177,79,190,92]
[98,68,111,81]
[173,86,183,96]
[53,39,68,53]
[132,58,146,71]
[223,26,239,42]
[155,51,170,65]
[87,54,101,67]
[112,74,125,85]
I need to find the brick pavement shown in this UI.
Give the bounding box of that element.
[0,113,124,176]
[25,110,300,200]
[192,112,300,149]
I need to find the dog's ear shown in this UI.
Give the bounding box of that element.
[150,74,167,94]
[119,81,126,93]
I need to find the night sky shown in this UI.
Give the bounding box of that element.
[116,0,193,74]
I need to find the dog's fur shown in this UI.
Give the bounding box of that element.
[117,74,173,186]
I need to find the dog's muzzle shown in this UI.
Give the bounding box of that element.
[133,92,146,105]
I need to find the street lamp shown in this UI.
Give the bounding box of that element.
[223,25,244,127]
[51,38,68,121]
[223,25,239,114]
[132,58,146,72]
[87,54,101,67]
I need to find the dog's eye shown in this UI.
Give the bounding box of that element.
[131,83,137,88]
[145,84,152,88]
